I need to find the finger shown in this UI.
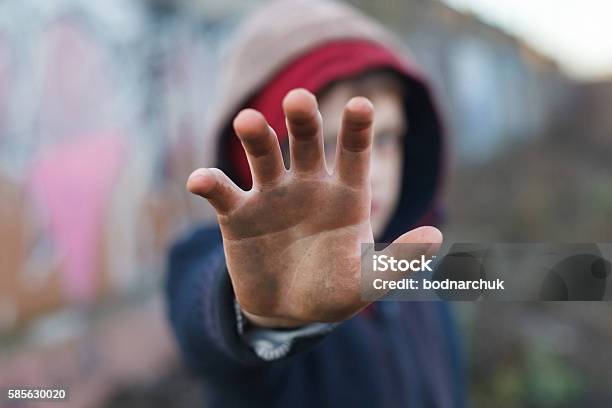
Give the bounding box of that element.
[187,168,245,214]
[233,109,285,188]
[334,96,374,188]
[282,88,325,175]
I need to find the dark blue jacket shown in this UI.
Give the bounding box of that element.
[165,225,466,407]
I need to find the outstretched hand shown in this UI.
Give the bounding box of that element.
[188,88,442,327]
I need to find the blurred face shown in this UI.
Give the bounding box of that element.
[317,73,406,239]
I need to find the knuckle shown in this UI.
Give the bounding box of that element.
[345,114,373,132]
[341,133,371,152]
[288,113,320,140]
[243,136,272,157]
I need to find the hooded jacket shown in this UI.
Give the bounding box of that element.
[166,1,465,407]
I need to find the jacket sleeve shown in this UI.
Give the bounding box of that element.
[164,225,334,381]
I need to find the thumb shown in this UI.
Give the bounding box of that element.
[383,226,443,276]
[186,168,245,215]
[361,226,443,301]
[392,225,443,257]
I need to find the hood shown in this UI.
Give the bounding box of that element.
[205,0,446,241]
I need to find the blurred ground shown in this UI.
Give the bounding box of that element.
[447,110,612,406]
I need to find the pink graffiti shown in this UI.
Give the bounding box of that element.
[27,133,126,304]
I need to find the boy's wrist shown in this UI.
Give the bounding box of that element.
[241,309,309,329]
[234,297,341,361]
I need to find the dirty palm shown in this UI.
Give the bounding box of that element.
[187,88,442,328]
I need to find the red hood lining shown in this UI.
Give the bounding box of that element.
[220,39,445,238]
